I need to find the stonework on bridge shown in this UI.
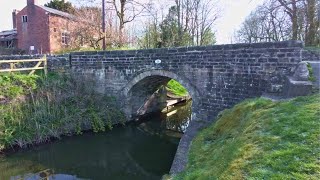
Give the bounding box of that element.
[70,40,308,122]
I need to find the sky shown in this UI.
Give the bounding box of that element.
[0,0,264,44]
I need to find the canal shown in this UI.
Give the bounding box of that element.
[0,101,192,180]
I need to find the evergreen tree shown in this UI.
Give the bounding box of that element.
[45,0,75,14]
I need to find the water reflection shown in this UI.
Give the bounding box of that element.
[1,100,192,180]
[163,100,192,133]
[137,100,192,137]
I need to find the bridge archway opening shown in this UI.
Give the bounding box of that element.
[122,70,200,131]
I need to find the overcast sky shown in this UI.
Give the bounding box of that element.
[0,0,264,44]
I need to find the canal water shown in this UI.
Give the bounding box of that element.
[0,101,192,180]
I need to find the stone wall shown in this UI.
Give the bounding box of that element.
[70,41,304,121]
[302,49,320,62]
[47,54,70,71]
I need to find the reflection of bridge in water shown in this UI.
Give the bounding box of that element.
[136,100,192,139]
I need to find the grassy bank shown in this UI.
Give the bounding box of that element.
[0,73,125,151]
[166,79,189,97]
[174,94,320,179]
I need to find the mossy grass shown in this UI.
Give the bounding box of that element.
[174,94,320,179]
[304,46,320,52]
[0,72,125,151]
[0,73,39,99]
[307,62,316,82]
[166,79,188,97]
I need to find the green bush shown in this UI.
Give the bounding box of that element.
[307,63,316,82]
[0,73,38,98]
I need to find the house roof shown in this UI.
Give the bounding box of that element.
[0,29,17,41]
[0,29,17,37]
[37,5,75,19]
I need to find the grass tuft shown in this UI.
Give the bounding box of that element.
[166,79,189,97]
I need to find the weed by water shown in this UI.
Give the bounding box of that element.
[0,72,125,151]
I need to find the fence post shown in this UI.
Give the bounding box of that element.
[10,62,14,73]
[44,55,48,76]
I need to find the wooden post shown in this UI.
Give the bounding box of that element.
[10,63,14,73]
[43,55,47,76]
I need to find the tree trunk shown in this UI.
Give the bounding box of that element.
[175,0,182,45]
[118,0,126,47]
[305,0,317,46]
[291,0,298,40]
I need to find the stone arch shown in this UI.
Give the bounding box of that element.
[120,70,201,121]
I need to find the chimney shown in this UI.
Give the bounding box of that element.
[12,10,18,29]
[27,0,38,6]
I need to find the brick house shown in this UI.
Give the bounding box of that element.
[15,0,76,54]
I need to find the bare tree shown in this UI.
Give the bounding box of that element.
[275,0,319,45]
[71,7,104,49]
[174,0,219,46]
[236,1,291,43]
[106,0,148,46]
[305,0,318,45]
[276,0,300,40]
[236,0,319,46]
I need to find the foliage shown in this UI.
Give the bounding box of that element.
[138,24,161,49]
[235,0,319,46]
[106,0,147,47]
[53,46,137,55]
[0,73,125,151]
[305,46,320,52]
[200,29,216,46]
[0,47,26,55]
[45,0,75,14]
[235,0,291,43]
[0,73,38,99]
[166,79,188,97]
[139,0,218,48]
[160,6,190,47]
[307,63,316,82]
[174,94,320,179]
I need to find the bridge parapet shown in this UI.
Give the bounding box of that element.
[70,41,305,121]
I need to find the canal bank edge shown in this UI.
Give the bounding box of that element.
[170,119,210,174]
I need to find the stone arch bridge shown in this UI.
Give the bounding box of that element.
[0,40,314,173]
[71,41,309,123]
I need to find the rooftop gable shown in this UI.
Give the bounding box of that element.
[37,5,75,19]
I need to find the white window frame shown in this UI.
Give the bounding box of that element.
[22,15,28,23]
[61,31,70,45]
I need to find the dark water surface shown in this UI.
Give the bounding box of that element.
[0,101,191,180]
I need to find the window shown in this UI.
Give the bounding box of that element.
[61,31,70,45]
[22,15,28,23]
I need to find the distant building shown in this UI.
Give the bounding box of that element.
[0,29,17,49]
[13,0,76,54]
